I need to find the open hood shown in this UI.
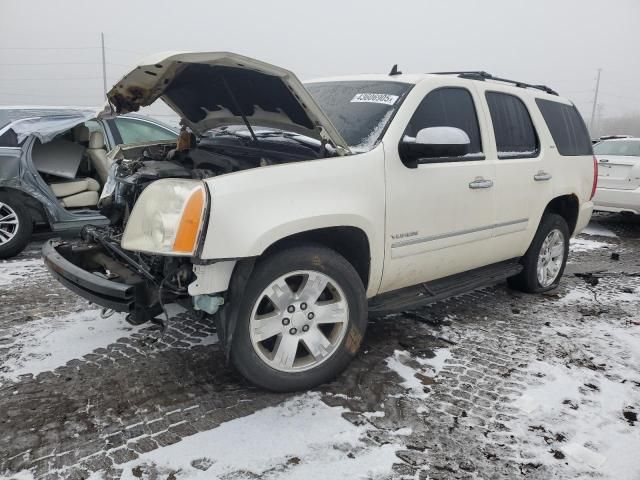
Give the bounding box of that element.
[107,52,350,154]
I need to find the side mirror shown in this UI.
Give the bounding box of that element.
[400,127,471,166]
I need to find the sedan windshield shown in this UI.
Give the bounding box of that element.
[305,80,412,152]
[594,140,640,157]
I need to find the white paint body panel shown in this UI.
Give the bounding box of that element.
[200,148,386,297]
[380,76,497,291]
[123,71,594,299]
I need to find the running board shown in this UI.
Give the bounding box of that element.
[369,258,523,313]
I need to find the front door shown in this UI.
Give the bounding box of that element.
[380,83,497,293]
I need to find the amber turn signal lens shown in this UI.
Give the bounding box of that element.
[173,188,205,253]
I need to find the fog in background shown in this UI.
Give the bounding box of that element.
[1,0,638,137]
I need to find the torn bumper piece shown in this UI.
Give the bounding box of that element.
[42,239,145,312]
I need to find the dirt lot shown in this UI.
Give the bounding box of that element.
[1,213,639,480]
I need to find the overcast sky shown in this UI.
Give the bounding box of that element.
[1,0,638,125]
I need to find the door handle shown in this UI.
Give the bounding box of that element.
[468,178,494,189]
[534,171,552,182]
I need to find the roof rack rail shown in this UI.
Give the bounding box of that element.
[431,71,558,96]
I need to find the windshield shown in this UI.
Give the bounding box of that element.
[594,140,640,157]
[305,81,412,152]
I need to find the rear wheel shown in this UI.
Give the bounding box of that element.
[0,192,33,259]
[508,213,569,293]
[230,245,367,392]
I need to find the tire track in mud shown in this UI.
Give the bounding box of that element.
[0,215,638,479]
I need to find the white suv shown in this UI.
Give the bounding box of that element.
[43,52,596,392]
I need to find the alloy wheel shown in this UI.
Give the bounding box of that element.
[537,228,565,288]
[249,270,349,373]
[0,202,19,246]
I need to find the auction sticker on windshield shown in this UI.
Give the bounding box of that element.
[350,93,399,105]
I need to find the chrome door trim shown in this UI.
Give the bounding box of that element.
[391,218,529,249]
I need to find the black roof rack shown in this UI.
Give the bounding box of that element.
[431,71,558,96]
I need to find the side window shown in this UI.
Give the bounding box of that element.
[84,119,104,135]
[404,87,483,160]
[485,92,539,159]
[84,119,106,145]
[535,99,592,156]
[114,118,177,145]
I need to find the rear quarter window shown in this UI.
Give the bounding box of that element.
[535,99,592,156]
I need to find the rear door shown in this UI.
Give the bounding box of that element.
[480,89,551,262]
[594,140,640,190]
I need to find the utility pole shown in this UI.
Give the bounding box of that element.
[595,103,604,137]
[589,68,601,133]
[101,32,107,100]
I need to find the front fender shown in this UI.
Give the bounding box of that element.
[200,147,386,296]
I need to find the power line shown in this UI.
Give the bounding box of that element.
[0,62,102,66]
[105,47,145,55]
[0,62,130,67]
[598,91,640,103]
[0,85,104,94]
[0,91,101,98]
[0,46,99,50]
[0,76,107,81]
[0,46,144,55]
[0,47,143,58]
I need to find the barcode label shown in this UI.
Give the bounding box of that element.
[350,93,399,105]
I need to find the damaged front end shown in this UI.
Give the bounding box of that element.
[42,51,351,330]
[43,225,195,327]
[43,154,213,327]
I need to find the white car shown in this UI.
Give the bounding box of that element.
[43,52,596,392]
[593,137,640,214]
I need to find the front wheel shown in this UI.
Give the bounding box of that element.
[508,213,570,293]
[230,245,367,392]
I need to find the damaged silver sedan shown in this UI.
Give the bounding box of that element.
[0,107,177,258]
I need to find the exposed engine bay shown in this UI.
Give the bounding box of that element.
[99,127,334,226]
[55,127,335,327]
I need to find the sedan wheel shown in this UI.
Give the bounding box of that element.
[0,201,19,246]
[0,193,32,259]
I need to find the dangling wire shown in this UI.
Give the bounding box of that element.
[155,265,188,337]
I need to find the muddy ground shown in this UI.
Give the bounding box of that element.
[1,213,639,480]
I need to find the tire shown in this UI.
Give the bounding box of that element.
[0,192,33,259]
[508,213,570,293]
[230,245,367,392]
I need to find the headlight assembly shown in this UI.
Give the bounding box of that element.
[121,179,208,256]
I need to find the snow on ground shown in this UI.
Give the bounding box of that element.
[0,471,36,480]
[569,237,611,252]
[386,348,451,399]
[581,224,618,238]
[0,309,142,382]
[0,258,43,286]
[118,393,400,480]
[558,287,595,305]
[0,303,213,384]
[510,306,640,479]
